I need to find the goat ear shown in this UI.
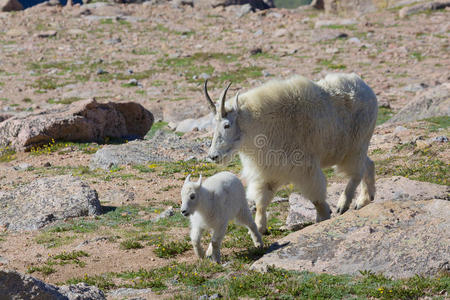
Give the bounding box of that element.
[233,91,240,111]
[197,175,202,187]
[185,174,191,184]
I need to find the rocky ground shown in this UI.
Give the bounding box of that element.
[0,0,449,299]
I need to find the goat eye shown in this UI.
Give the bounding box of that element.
[224,123,230,129]
[189,194,195,200]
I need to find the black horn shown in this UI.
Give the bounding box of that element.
[219,82,232,118]
[204,80,216,114]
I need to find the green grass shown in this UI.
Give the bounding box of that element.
[97,69,156,82]
[157,52,262,85]
[30,140,100,155]
[147,158,241,179]
[49,250,89,267]
[275,184,297,198]
[274,0,311,8]
[49,219,99,233]
[27,251,89,275]
[47,97,82,105]
[34,232,77,248]
[411,51,425,62]
[0,147,16,162]
[321,24,357,30]
[318,58,347,70]
[27,265,56,275]
[154,24,194,36]
[423,116,450,132]
[377,107,394,126]
[120,240,144,250]
[153,240,192,258]
[377,157,448,185]
[216,66,263,84]
[66,262,450,299]
[145,121,169,139]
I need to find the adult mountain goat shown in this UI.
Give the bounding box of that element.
[204,73,377,234]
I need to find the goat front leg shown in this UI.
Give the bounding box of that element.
[247,181,275,234]
[190,226,204,259]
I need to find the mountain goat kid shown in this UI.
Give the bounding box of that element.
[204,73,378,234]
[181,172,263,263]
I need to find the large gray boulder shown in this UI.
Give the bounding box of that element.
[311,0,376,15]
[0,175,101,231]
[387,83,449,124]
[175,113,215,133]
[90,130,206,169]
[253,199,450,278]
[194,0,274,9]
[399,1,450,18]
[0,270,105,300]
[0,0,22,11]
[286,176,449,229]
[0,98,154,151]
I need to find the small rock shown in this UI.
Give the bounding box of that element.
[13,163,33,171]
[325,48,339,54]
[6,28,27,37]
[96,68,107,75]
[67,29,86,36]
[35,31,57,38]
[315,19,357,29]
[254,29,263,37]
[152,207,174,222]
[43,162,51,168]
[347,37,361,44]
[126,69,134,74]
[127,79,139,86]
[402,83,428,93]
[199,73,211,80]
[104,37,121,45]
[0,256,9,265]
[262,70,272,77]
[108,288,154,299]
[237,3,252,17]
[431,136,448,143]
[168,122,178,130]
[250,47,263,55]
[274,28,288,38]
[269,12,283,19]
[394,126,408,134]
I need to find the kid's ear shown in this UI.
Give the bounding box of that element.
[197,175,202,187]
[185,174,191,184]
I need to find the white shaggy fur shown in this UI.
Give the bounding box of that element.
[205,73,377,234]
[180,172,263,263]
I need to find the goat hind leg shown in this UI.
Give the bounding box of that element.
[236,209,263,248]
[295,166,330,222]
[355,157,375,210]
